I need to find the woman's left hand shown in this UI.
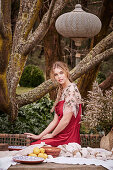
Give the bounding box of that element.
[41,133,53,140]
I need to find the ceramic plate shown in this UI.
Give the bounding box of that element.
[13,156,44,164]
[8,145,27,151]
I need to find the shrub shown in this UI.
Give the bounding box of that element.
[96,71,106,84]
[19,64,45,87]
[83,81,113,134]
[0,96,54,134]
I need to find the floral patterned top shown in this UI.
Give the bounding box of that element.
[60,83,81,118]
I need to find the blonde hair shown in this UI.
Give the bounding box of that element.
[50,61,71,112]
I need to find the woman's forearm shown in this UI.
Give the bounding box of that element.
[52,111,73,137]
[39,119,58,138]
[51,118,69,137]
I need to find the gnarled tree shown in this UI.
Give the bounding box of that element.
[0,0,113,122]
[0,0,69,120]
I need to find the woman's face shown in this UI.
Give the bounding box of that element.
[53,67,68,85]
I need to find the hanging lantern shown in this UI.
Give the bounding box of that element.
[75,52,81,65]
[55,4,102,46]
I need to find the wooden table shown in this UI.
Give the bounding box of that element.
[0,151,107,170]
[8,162,107,170]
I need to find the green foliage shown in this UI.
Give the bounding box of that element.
[80,123,87,134]
[19,64,45,87]
[80,122,90,134]
[0,97,54,134]
[96,71,106,84]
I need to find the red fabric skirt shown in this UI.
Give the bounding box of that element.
[31,101,81,147]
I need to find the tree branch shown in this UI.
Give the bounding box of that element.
[12,0,42,53]
[70,48,113,80]
[99,73,113,91]
[6,0,69,120]
[21,0,68,56]
[17,47,113,107]
[22,0,43,40]
[89,31,113,57]
[8,0,68,89]
[17,79,56,107]
[46,0,56,26]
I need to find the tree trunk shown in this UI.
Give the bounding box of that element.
[6,0,43,120]
[39,0,63,100]
[43,22,62,100]
[0,0,12,113]
[77,0,113,98]
[0,0,69,121]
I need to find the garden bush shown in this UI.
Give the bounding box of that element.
[19,64,45,87]
[83,81,113,135]
[0,96,54,134]
[96,71,106,84]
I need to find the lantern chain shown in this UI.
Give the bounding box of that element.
[76,0,81,4]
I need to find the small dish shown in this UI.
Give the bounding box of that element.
[8,145,27,151]
[13,156,44,164]
[42,146,61,157]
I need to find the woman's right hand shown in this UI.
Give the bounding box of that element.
[24,133,40,140]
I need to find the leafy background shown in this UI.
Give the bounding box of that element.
[0,97,54,134]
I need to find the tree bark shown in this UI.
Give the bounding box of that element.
[94,0,113,45]
[0,0,12,113]
[43,23,62,80]
[0,0,70,120]
[77,0,113,98]
[21,0,68,56]
[99,73,113,91]
[43,22,62,100]
[5,0,43,120]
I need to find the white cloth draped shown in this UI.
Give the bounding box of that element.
[0,142,113,170]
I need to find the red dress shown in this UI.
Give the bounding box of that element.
[31,101,82,147]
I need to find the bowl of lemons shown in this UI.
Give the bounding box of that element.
[28,147,48,159]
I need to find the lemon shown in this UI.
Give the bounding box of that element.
[38,153,48,159]
[33,147,40,154]
[40,148,45,153]
[28,153,37,157]
[38,153,44,158]
[43,153,48,159]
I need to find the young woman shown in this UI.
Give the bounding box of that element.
[25,61,82,147]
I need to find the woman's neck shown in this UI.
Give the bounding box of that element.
[62,80,71,89]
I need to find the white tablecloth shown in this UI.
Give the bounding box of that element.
[0,156,113,170]
[0,143,112,170]
[45,156,113,170]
